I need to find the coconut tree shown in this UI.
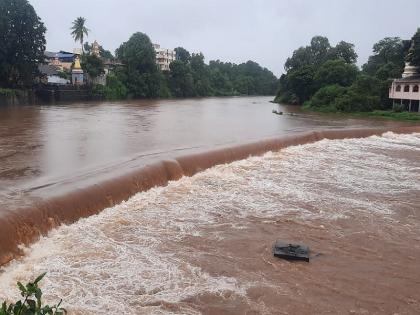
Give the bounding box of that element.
[70,17,89,53]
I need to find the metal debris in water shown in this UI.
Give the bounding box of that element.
[273,241,310,262]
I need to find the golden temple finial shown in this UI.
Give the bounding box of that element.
[73,55,82,70]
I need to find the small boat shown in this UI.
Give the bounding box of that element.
[272,109,283,115]
[273,241,310,262]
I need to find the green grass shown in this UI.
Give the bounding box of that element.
[355,110,420,121]
[301,106,420,122]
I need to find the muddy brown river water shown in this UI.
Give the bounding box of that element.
[0,96,410,209]
[0,97,419,314]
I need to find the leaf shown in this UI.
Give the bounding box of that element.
[35,288,42,302]
[12,301,21,315]
[26,300,36,311]
[34,273,47,285]
[0,302,6,315]
[16,282,26,296]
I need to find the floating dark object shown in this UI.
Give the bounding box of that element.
[273,241,310,262]
[272,109,283,115]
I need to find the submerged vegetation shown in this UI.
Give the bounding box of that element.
[275,29,420,114]
[0,273,66,315]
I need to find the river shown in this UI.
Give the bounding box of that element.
[0,97,419,314]
[0,96,411,210]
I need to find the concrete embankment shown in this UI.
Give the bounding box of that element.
[0,86,102,106]
[0,126,419,266]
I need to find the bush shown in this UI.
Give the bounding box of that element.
[392,102,404,113]
[0,273,66,315]
[303,84,347,111]
[334,75,381,112]
[334,91,380,112]
[104,74,127,100]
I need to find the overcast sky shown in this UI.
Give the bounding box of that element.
[29,0,420,77]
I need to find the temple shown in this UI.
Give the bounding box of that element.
[71,55,84,85]
[389,42,420,112]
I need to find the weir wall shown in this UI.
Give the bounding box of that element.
[1,126,420,266]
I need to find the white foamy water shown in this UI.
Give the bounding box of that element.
[1,133,420,314]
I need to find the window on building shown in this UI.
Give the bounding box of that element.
[396,85,401,92]
[414,85,419,92]
[404,85,410,92]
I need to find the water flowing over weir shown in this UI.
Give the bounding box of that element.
[0,126,420,267]
[0,131,419,314]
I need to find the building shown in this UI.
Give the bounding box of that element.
[45,51,75,71]
[153,44,176,71]
[38,64,70,85]
[91,40,100,57]
[389,62,420,112]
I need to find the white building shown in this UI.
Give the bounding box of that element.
[153,44,176,71]
[389,62,420,112]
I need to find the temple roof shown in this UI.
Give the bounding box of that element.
[394,75,420,83]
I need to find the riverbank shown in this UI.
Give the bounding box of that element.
[0,89,36,106]
[0,86,105,105]
[296,106,420,122]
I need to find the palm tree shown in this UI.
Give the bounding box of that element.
[70,17,89,53]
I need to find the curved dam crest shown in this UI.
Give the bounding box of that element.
[1,125,419,266]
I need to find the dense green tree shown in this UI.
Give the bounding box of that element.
[282,66,315,104]
[208,64,233,95]
[174,47,191,63]
[407,28,420,68]
[275,74,299,104]
[313,59,358,89]
[277,36,358,104]
[0,0,46,87]
[115,32,162,98]
[362,37,409,77]
[71,17,89,53]
[328,41,358,64]
[169,60,194,97]
[310,36,331,65]
[81,54,104,79]
[361,36,413,109]
[284,47,313,72]
[100,32,277,99]
[190,53,212,96]
[208,59,277,96]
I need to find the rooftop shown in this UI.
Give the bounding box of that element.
[38,64,60,76]
[394,75,420,83]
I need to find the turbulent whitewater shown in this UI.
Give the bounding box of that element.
[1,132,420,314]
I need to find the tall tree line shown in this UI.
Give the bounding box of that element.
[108,32,278,99]
[275,29,420,112]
